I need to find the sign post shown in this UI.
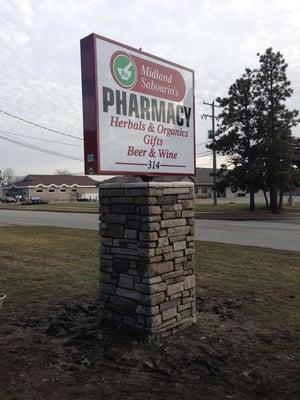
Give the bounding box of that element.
[81,34,196,334]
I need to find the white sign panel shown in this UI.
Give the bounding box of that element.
[81,34,195,176]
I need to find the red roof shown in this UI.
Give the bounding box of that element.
[11,175,97,188]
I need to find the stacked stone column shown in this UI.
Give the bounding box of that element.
[99,182,196,334]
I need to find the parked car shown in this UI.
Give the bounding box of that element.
[4,196,17,203]
[30,196,41,204]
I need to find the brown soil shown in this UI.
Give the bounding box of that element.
[0,296,299,400]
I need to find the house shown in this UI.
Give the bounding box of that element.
[1,174,98,202]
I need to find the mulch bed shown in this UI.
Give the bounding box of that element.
[0,295,299,400]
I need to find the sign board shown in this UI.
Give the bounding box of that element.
[80,34,195,176]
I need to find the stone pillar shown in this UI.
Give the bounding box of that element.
[99,182,196,334]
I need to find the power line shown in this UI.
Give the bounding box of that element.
[196,150,211,155]
[0,130,82,147]
[197,141,209,147]
[0,108,83,141]
[0,135,83,162]
[196,153,211,158]
[196,149,211,157]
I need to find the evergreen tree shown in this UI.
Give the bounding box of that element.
[293,137,300,171]
[213,48,299,213]
[254,48,299,213]
[289,137,300,195]
[211,69,261,211]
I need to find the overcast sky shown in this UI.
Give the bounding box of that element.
[0,0,299,178]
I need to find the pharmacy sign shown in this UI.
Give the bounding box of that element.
[80,33,195,176]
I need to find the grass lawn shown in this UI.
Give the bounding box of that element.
[198,240,300,329]
[195,200,300,214]
[0,226,99,305]
[0,201,99,213]
[1,200,299,216]
[1,226,299,400]
[0,225,299,330]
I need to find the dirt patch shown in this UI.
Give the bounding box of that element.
[1,296,299,400]
[0,229,299,399]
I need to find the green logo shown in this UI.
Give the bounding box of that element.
[112,54,137,88]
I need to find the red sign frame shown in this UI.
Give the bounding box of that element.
[80,33,196,176]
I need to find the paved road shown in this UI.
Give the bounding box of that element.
[0,210,98,230]
[194,219,300,251]
[0,209,299,251]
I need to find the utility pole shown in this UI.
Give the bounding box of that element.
[201,100,220,206]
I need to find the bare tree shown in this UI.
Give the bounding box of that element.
[55,169,72,175]
[0,168,15,185]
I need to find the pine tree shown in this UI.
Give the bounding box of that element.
[211,69,261,211]
[254,48,299,213]
[293,137,300,170]
[290,137,300,195]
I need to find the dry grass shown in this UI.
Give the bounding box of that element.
[195,241,300,329]
[195,200,300,213]
[0,226,99,305]
[1,200,299,215]
[0,202,99,213]
[0,226,299,330]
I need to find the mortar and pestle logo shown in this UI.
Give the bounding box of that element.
[111,52,137,89]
